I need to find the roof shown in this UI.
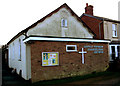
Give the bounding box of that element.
[80,13,120,23]
[7,3,95,45]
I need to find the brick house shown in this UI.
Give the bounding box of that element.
[7,3,110,83]
[80,3,120,62]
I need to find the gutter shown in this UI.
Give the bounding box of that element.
[23,36,111,43]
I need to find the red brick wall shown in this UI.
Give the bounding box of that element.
[30,41,109,82]
[81,16,104,39]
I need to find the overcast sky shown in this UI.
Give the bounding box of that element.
[0,0,120,45]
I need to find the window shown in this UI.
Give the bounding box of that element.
[12,43,15,59]
[66,45,77,52]
[18,39,21,61]
[61,19,67,27]
[111,46,115,60]
[110,45,120,61]
[112,24,117,37]
[117,46,120,59]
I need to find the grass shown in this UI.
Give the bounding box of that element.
[32,71,120,86]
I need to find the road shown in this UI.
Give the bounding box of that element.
[64,74,120,85]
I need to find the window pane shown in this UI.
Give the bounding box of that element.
[112,24,115,30]
[12,43,15,59]
[67,46,75,50]
[111,46,115,60]
[66,45,77,52]
[112,24,117,37]
[61,19,67,27]
[113,31,115,37]
[117,46,120,59]
[115,30,117,37]
[18,39,21,60]
[65,19,67,27]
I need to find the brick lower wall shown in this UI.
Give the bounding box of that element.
[30,41,109,83]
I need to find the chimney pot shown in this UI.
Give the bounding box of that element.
[86,3,88,7]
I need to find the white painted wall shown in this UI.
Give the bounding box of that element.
[27,8,93,38]
[8,35,30,80]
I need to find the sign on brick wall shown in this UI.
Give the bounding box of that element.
[84,45,104,54]
[42,52,59,66]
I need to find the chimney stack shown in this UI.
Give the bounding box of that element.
[85,3,93,16]
[86,3,88,7]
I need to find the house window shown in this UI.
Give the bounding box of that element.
[18,39,21,61]
[12,43,15,59]
[66,45,77,52]
[110,45,120,61]
[112,24,117,37]
[61,19,67,27]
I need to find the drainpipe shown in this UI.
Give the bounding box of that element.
[99,19,104,39]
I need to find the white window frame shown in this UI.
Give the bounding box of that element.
[66,45,77,52]
[109,44,120,61]
[112,24,117,37]
[61,19,67,27]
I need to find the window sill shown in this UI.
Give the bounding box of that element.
[66,50,78,52]
[112,36,118,38]
[61,27,68,28]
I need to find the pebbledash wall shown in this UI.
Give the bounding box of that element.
[8,35,28,79]
[28,40,109,83]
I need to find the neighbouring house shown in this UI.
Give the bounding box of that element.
[80,3,120,62]
[7,3,110,83]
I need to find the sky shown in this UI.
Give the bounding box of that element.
[0,0,120,45]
